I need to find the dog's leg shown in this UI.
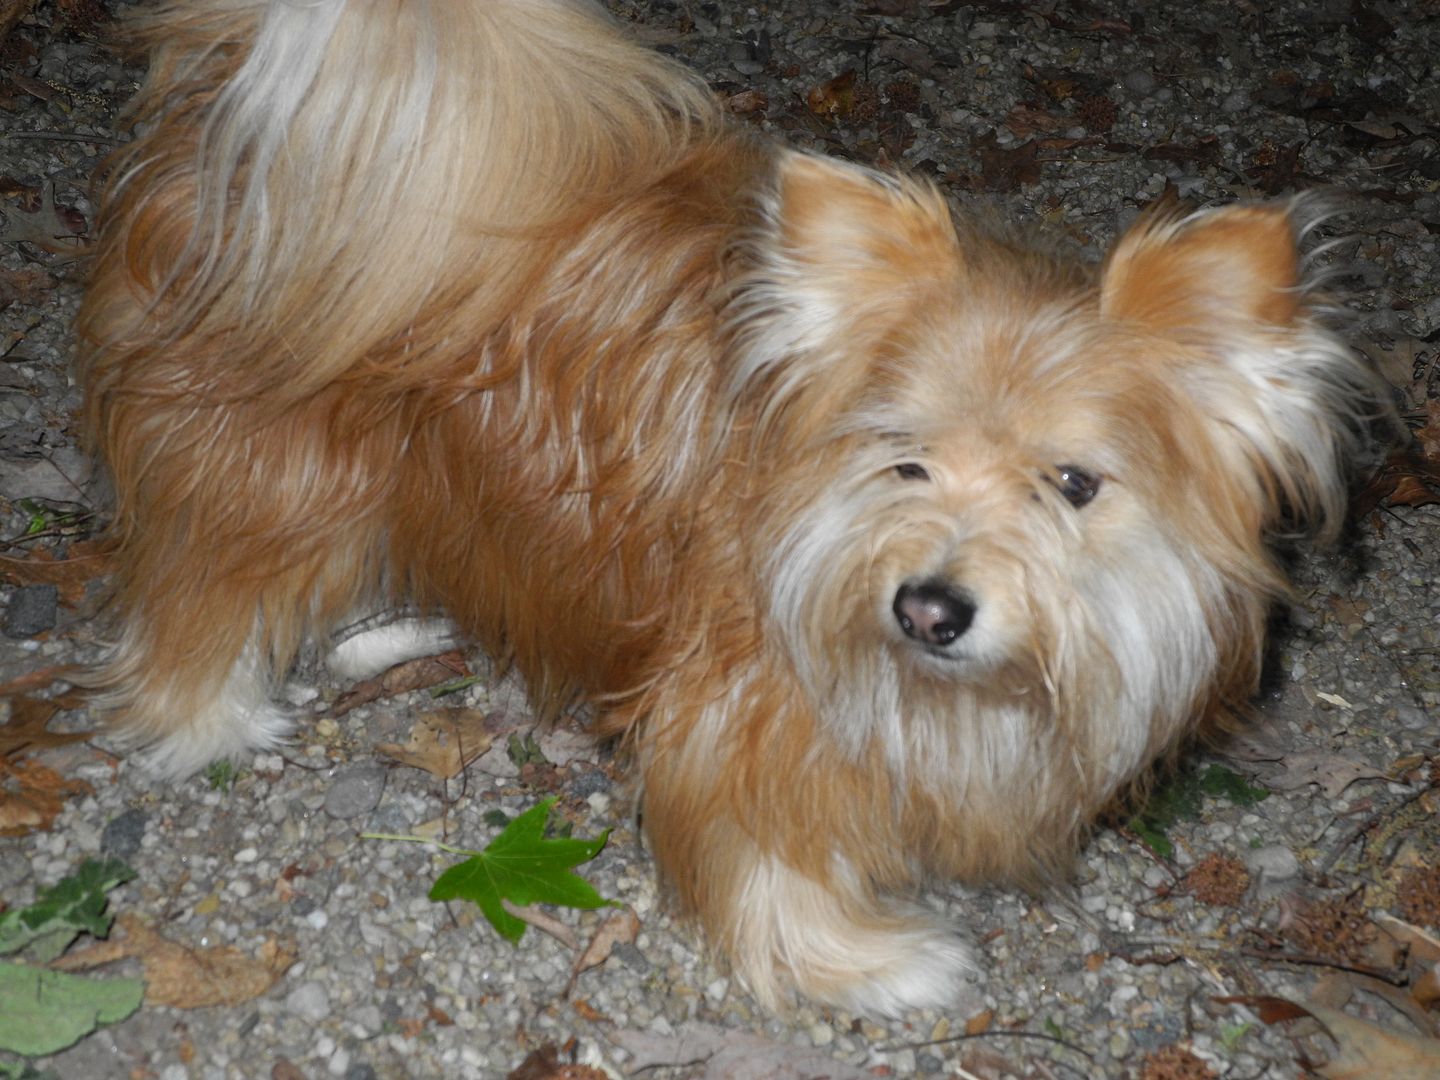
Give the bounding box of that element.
[721,840,978,1016]
[643,758,977,1015]
[92,586,295,779]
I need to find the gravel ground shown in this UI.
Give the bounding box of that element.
[1,1,1438,1078]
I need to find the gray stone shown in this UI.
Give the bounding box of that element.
[100,808,149,860]
[4,584,57,638]
[322,764,387,820]
[284,981,332,1023]
[1244,845,1301,882]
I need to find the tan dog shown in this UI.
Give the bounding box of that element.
[79,0,1374,1014]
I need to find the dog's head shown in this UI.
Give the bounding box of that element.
[730,155,1374,778]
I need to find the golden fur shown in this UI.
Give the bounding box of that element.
[79,0,1375,1014]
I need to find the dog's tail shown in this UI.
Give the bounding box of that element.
[80,0,717,401]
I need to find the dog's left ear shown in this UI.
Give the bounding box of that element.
[1100,205,1303,330]
[1100,204,1372,535]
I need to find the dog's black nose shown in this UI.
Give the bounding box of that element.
[893,581,975,647]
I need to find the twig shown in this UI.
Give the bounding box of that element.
[1240,946,1410,987]
[0,130,122,144]
[500,899,579,950]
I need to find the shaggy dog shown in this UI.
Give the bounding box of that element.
[79,0,1374,1014]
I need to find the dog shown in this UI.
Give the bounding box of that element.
[78,0,1376,1016]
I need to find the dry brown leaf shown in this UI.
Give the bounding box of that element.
[723,89,767,115]
[807,70,857,117]
[567,906,640,993]
[56,914,297,1008]
[0,266,57,310]
[0,664,77,699]
[1378,914,1440,964]
[0,542,111,608]
[330,650,470,716]
[0,692,91,758]
[1416,399,1440,462]
[0,181,86,254]
[972,133,1042,191]
[1004,104,1064,138]
[375,708,491,779]
[1264,747,1388,799]
[506,1044,609,1080]
[0,755,92,835]
[1304,1002,1440,1079]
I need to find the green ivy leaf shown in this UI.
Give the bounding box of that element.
[429,797,612,943]
[0,962,144,1056]
[0,859,135,961]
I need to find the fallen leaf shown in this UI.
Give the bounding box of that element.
[567,906,640,994]
[0,756,92,836]
[376,708,491,779]
[0,542,110,608]
[0,961,143,1057]
[506,1044,608,1080]
[0,181,86,254]
[0,665,77,699]
[0,693,91,759]
[1303,1002,1440,1078]
[0,266,56,310]
[723,89,768,116]
[1261,748,1389,799]
[428,796,613,945]
[53,914,296,1008]
[972,133,1041,191]
[807,70,857,117]
[330,650,470,716]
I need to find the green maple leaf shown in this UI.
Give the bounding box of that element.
[428,796,613,943]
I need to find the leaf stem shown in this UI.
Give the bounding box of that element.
[359,832,480,858]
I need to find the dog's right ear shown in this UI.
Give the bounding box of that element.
[730,154,961,392]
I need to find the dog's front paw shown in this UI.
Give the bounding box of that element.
[816,919,981,1017]
[729,852,980,1017]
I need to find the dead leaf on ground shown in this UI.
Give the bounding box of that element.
[1005,104,1064,138]
[972,133,1041,191]
[611,1022,872,1080]
[567,906,640,995]
[376,708,491,779]
[52,913,296,1008]
[330,650,470,716]
[0,754,92,835]
[0,181,87,255]
[1415,398,1440,461]
[807,70,857,117]
[1301,1003,1440,1079]
[1260,748,1390,799]
[0,664,76,699]
[0,266,56,310]
[723,89,768,116]
[0,541,110,607]
[0,691,90,758]
[506,1044,608,1080]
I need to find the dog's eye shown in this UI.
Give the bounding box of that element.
[894,462,931,481]
[1050,464,1100,507]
